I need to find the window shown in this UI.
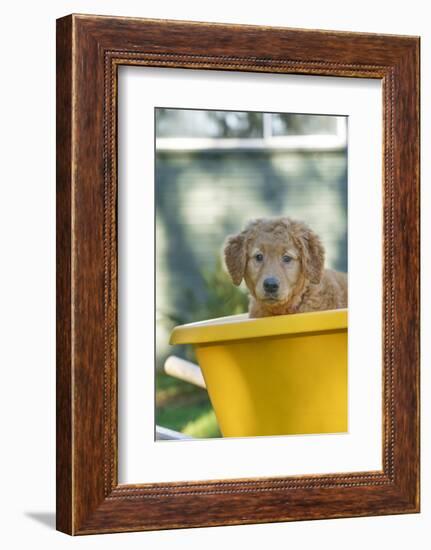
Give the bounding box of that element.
[155,108,347,151]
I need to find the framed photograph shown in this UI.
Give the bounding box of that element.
[56,14,420,534]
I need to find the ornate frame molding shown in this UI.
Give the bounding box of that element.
[57,14,419,534]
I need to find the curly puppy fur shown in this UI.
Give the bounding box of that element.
[223,217,347,318]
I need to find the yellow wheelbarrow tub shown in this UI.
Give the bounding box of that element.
[170,308,348,438]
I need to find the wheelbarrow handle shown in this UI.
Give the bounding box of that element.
[163,355,206,389]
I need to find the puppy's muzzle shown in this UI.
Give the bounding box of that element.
[263,276,280,295]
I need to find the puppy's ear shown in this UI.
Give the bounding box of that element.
[299,227,325,284]
[223,233,246,286]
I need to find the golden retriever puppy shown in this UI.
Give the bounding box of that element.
[223,217,347,318]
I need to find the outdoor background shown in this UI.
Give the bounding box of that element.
[155,108,348,439]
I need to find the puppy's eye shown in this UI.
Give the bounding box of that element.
[282,255,293,264]
[255,253,264,262]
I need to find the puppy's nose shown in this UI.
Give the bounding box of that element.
[263,277,280,294]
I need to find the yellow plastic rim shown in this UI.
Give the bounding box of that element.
[170,308,347,345]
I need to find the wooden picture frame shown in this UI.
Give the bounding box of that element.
[56,14,420,535]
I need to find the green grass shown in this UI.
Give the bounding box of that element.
[155,371,221,438]
[182,409,221,438]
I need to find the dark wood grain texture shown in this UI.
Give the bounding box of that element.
[56,14,420,535]
[56,16,73,535]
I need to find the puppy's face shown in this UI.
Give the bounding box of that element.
[224,218,324,308]
[244,234,301,305]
